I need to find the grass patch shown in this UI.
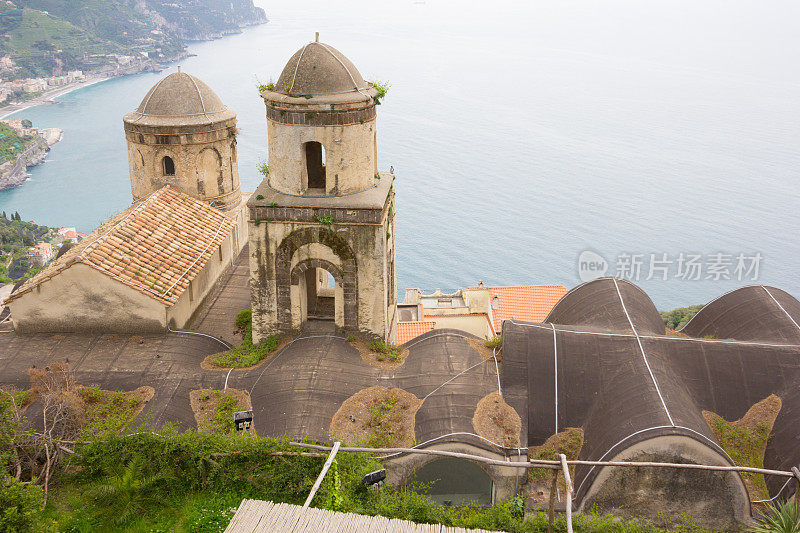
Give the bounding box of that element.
[190,388,252,434]
[703,395,781,502]
[207,309,283,369]
[364,395,403,447]
[369,338,402,362]
[330,386,420,448]
[484,335,503,349]
[77,385,153,439]
[528,428,584,482]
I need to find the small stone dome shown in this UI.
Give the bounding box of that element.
[124,70,235,127]
[275,41,370,96]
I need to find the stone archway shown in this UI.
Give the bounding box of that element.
[276,227,357,331]
[290,258,344,328]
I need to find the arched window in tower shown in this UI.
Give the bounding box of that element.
[162,156,176,176]
[304,141,326,191]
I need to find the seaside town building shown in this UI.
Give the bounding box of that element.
[29,241,54,266]
[397,283,568,343]
[248,37,397,341]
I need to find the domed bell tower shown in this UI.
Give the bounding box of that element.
[123,69,242,211]
[249,36,397,342]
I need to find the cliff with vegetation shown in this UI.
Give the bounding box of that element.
[0,0,266,77]
[0,122,47,190]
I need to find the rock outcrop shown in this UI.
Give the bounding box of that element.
[0,137,50,191]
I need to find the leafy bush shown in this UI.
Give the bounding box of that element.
[485,335,503,349]
[209,309,281,368]
[0,477,43,532]
[369,339,401,359]
[234,309,251,331]
[659,305,703,331]
[29,430,713,532]
[371,80,390,105]
[78,386,145,439]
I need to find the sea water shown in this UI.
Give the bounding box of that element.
[2,0,799,310]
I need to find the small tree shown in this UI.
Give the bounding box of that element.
[31,363,84,506]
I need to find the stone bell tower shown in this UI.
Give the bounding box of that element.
[249,36,397,342]
[123,69,242,211]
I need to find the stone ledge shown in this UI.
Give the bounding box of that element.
[248,173,393,223]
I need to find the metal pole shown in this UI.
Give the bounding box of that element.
[560,454,573,533]
[303,441,340,509]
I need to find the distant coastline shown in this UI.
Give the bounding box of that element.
[0,75,113,120]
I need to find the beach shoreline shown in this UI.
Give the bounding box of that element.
[0,75,114,120]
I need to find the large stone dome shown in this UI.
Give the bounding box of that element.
[275,41,370,96]
[124,70,235,127]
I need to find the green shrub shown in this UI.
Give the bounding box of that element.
[209,309,281,368]
[749,500,800,533]
[0,477,43,532]
[234,309,252,331]
[370,80,390,105]
[659,305,703,331]
[368,339,401,358]
[316,215,334,226]
[79,388,144,439]
[32,430,712,532]
[485,335,503,349]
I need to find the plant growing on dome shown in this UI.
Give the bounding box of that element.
[370,80,390,105]
[255,77,275,93]
[257,161,269,178]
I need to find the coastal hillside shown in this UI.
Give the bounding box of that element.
[0,6,123,78]
[142,0,269,40]
[0,0,266,77]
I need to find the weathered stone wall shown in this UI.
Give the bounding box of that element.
[124,120,242,211]
[248,209,396,342]
[7,263,167,333]
[266,118,377,195]
[580,435,750,530]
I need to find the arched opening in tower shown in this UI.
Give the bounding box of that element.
[304,141,326,191]
[162,156,176,176]
[304,267,336,320]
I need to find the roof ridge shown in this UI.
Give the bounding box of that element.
[5,187,237,307]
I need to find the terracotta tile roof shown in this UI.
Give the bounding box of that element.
[474,285,568,333]
[397,321,435,345]
[6,187,237,306]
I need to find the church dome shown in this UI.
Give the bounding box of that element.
[274,41,370,96]
[124,70,235,127]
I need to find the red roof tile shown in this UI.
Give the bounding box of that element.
[7,187,237,306]
[475,285,568,333]
[397,321,436,345]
